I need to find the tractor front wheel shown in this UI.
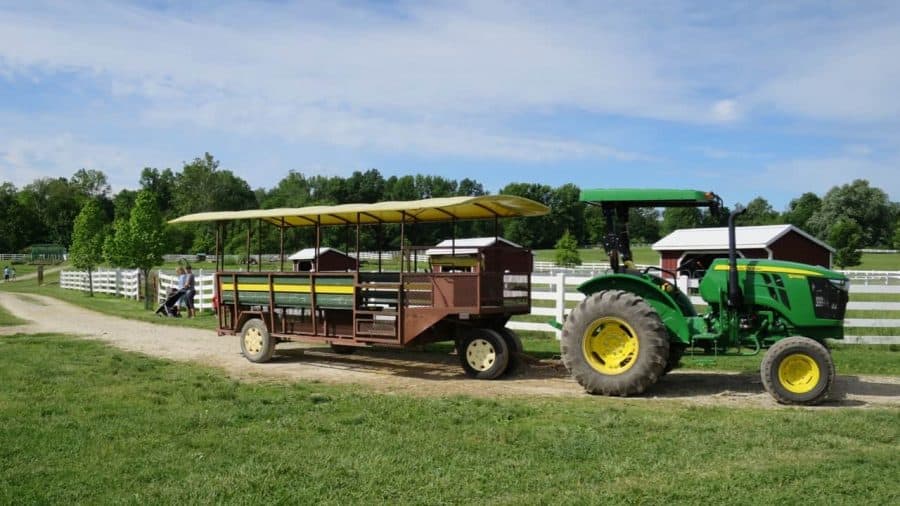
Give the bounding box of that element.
[459,328,510,380]
[761,337,834,405]
[561,290,669,396]
[240,318,275,363]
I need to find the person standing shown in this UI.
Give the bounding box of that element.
[184,266,197,318]
[3,265,9,282]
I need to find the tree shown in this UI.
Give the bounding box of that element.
[893,223,900,250]
[807,180,894,247]
[628,208,661,244]
[70,169,111,199]
[782,192,821,230]
[737,197,779,226]
[69,199,107,296]
[829,219,863,269]
[661,207,701,235]
[554,230,582,268]
[105,191,166,308]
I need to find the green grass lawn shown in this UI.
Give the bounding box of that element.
[0,303,27,326]
[856,252,900,271]
[1,334,897,504]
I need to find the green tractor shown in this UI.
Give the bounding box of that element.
[559,189,849,405]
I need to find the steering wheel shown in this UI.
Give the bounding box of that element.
[641,265,678,279]
[677,257,703,275]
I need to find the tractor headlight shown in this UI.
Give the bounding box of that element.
[828,278,850,292]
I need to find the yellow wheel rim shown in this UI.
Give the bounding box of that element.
[466,338,497,372]
[582,317,639,375]
[778,353,820,394]
[244,327,263,355]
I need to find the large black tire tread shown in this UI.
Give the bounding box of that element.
[664,344,686,375]
[240,318,275,363]
[496,327,524,376]
[761,337,834,405]
[561,290,669,396]
[459,328,510,380]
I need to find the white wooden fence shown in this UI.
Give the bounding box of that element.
[507,273,900,344]
[59,269,141,299]
[59,267,900,345]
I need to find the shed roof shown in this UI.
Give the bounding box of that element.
[288,248,353,261]
[425,237,522,256]
[652,224,834,253]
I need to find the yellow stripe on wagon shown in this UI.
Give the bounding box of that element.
[712,264,824,277]
[231,283,355,295]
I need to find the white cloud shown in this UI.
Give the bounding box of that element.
[711,99,740,122]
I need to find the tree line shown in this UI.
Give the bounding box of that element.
[2,153,899,262]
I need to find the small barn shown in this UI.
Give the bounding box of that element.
[288,248,358,272]
[425,237,532,273]
[652,224,834,275]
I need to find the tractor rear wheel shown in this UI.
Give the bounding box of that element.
[664,344,685,375]
[761,337,834,405]
[240,318,275,363]
[459,328,510,380]
[561,290,669,396]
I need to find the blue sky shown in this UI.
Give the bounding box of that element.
[1,0,899,209]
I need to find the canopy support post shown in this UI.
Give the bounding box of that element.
[279,217,285,272]
[215,222,222,271]
[257,219,262,272]
[400,211,406,273]
[246,221,251,271]
[355,213,361,274]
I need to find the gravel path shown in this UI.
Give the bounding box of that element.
[1,291,898,409]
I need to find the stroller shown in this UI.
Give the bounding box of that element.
[155,287,186,317]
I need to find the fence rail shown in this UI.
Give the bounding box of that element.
[59,269,141,299]
[507,273,900,345]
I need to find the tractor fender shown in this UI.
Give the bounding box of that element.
[577,274,692,345]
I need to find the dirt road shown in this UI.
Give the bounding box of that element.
[1,292,898,409]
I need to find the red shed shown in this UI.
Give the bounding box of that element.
[652,224,834,276]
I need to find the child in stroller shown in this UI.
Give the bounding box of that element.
[155,286,185,317]
[155,266,187,317]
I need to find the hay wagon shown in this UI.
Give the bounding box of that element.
[170,195,549,379]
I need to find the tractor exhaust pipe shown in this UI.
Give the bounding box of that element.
[728,205,747,308]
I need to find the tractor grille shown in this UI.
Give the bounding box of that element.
[808,278,848,320]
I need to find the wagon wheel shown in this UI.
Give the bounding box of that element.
[240,318,275,363]
[459,328,510,380]
[761,337,834,405]
[496,327,524,376]
[560,290,669,396]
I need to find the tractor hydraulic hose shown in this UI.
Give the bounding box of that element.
[727,205,748,308]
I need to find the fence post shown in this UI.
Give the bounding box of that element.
[198,269,205,311]
[555,272,566,340]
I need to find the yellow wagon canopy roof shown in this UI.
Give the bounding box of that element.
[168,195,550,227]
